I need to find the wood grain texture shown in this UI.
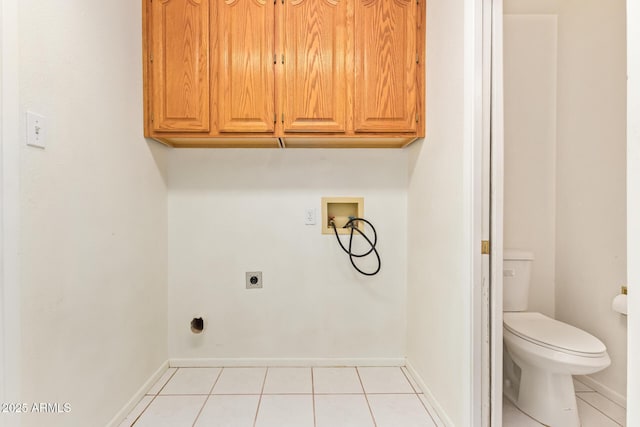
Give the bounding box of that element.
[143,0,152,136]
[151,0,210,132]
[143,0,425,147]
[416,0,425,137]
[283,0,347,132]
[155,136,281,148]
[217,0,275,133]
[282,136,416,148]
[354,0,417,133]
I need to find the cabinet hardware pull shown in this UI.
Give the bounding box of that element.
[281,54,285,65]
[281,113,284,124]
[273,54,276,64]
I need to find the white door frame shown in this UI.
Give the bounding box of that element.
[627,1,639,424]
[469,0,502,425]
[472,0,504,425]
[1,0,21,423]
[489,0,504,425]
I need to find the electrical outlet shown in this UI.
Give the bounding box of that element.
[305,208,316,225]
[26,111,46,148]
[246,272,263,289]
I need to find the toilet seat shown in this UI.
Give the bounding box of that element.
[504,312,606,357]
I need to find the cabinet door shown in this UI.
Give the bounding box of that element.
[354,0,417,133]
[151,0,210,132]
[283,0,347,133]
[217,0,275,133]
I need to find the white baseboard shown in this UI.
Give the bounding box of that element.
[169,357,406,368]
[576,375,627,408]
[107,360,169,427]
[405,361,452,427]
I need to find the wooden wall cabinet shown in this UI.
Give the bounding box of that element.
[143,0,425,148]
[149,0,210,132]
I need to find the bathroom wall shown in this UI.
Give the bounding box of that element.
[168,150,407,363]
[18,1,169,426]
[626,1,640,422]
[503,14,558,317]
[504,0,628,401]
[554,0,627,400]
[406,0,472,424]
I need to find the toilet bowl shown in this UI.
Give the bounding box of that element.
[502,250,611,427]
[503,312,611,427]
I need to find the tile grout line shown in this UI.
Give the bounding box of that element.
[128,395,155,426]
[507,399,544,426]
[575,389,627,410]
[400,366,439,425]
[355,367,378,427]
[576,394,625,427]
[131,367,180,426]
[252,367,269,427]
[156,367,180,395]
[191,367,224,427]
[400,366,420,394]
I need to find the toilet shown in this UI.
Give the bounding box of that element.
[503,250,611,427]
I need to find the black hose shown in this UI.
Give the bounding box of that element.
[330,217,381,276]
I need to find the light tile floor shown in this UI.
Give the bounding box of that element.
[503,377,626,427]
[120,366,441,427]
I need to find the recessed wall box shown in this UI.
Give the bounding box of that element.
[321,197,364,235]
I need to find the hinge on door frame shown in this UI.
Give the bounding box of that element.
[481,240,490,255]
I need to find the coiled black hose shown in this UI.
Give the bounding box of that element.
[330,217,381,276]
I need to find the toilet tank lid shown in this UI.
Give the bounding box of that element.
[504,249,534,260]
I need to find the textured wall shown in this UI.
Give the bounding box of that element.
[168,150,407,363]
[18,1,169,425]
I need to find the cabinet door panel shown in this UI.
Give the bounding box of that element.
[151,0,210,132]
[355,0,417,133]
[283,0,347,133]
[218,0,275,133]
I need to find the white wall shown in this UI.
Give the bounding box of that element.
[626,1,640,423]
[168,150,407,363]
[406,0,472,424]
[554,0,627,399]
[503,15,557,317]
[18,1,169,426]
[1,0,21,419]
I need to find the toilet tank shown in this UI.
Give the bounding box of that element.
[503,249,534,312]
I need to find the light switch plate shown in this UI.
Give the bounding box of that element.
[26,111,46,148]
